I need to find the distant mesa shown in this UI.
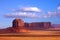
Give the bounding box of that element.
[12,18,27,33]
[13,18,24,27]
[0,18,53,33]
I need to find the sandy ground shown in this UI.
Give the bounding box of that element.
[0,30,60,40]
[0,37,60,40]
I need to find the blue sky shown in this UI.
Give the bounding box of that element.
[0,0,60,28]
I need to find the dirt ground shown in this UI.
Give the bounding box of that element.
[0,37,60,40]
[0,30,60,40]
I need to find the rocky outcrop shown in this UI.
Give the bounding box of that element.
[12,18,27,33]
[0,18,52,33]
[24,22,52,30]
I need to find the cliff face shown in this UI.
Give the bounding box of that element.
[0,18,52,33]
[12,18,24,28]
[12,18,27,33]
[24,22,52,30]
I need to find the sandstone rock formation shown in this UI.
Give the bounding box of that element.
[0,18,52,33]
[24,22,51,30]
[12,18,27,33]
